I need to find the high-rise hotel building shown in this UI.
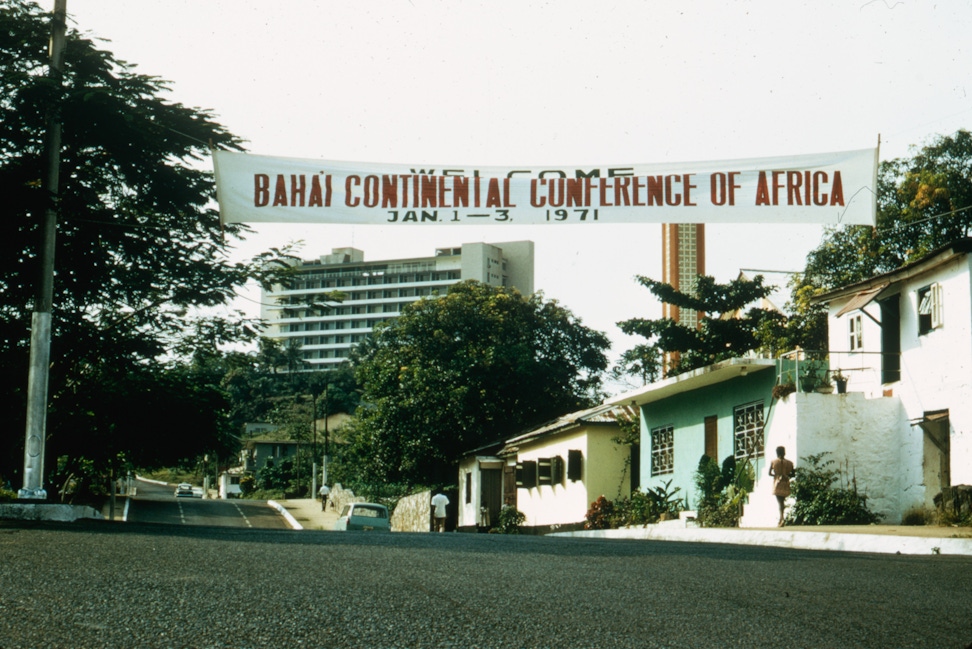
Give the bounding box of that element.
[661,224,705,328]
[261,241,535,370]
[661,224,705,374]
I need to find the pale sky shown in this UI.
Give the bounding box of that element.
[63,0,972,393]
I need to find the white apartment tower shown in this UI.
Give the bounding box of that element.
[261,241,535,370]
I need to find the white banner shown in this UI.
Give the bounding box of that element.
[213,148,877,226]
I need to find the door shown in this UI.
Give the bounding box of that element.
[879,296,901,383]
[480,468,502,528]
[503,463,517,509]
[919,410,950,500]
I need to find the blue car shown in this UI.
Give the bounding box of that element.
[334,503,390,532]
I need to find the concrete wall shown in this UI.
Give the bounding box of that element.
[742,391,915,526]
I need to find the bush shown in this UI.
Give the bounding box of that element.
[491,505,526,534]
[0,486,17,502]
[584,495,614,530]
[787,453,881,525]
[612,480,685,527]
[694,454,754,527]
[901,506,933,526]
[239,475,256,496]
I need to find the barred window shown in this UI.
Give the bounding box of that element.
[734,401,765,461]
[650,425,674,476]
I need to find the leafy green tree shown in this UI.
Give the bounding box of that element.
[610,342,663,388]
[344,281,610,488]
[801,130,972,292]
[618,274,784,376]
[0,1,272,488]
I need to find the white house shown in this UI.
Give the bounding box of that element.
[811,238,972,503]
[606,239,972,526]
[457,405,631,533]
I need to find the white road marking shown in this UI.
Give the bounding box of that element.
[233,503,253,528]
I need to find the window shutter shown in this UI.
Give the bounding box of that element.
[551,456,564,485]
[567,450,583,482]
[931,283,944,329]
[516,461,537,488]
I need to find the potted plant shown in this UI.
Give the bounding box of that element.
[799,362,819,393]
[831,369,849,394]
[772,382,796,400]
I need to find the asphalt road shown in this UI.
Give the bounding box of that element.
[1,520,970,649]
[127,480,288,530]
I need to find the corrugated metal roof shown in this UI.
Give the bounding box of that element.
[497,404,627,455]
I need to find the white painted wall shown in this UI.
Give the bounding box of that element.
[826,255,972,491]
[515,428,628,528]
[742,391,916,526]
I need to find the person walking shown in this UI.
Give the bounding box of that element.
[431,491,449,532]
[318,483,330,511]
[768,446,795,527]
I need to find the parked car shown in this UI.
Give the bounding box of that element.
[334,503,390,532]
[174,483,195,497]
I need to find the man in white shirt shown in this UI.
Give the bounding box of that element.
[318,484,330,511]
[431,492,449,532]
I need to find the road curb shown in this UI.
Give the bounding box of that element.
[267,500,303,530]
[551,525,972,556]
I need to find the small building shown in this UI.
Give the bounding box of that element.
[218,468,244,499]
[458,405,632,533]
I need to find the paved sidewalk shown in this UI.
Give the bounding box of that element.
[272,498,341,531]
[554,521,972,556]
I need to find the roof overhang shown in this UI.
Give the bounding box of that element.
[606,357,777,408]
[834,282,890,317]
[812,239,972,308]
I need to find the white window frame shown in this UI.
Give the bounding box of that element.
[848,313,863,351]
[918,283,944,334]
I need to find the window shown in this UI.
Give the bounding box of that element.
[650,425,674,476]
[918,283,943,335]
[734,401,765,461]
[515,461,537,488]
[465,472,471,504]
[537,458,552,485]
[849,313,863,350]
[567,450,583,482]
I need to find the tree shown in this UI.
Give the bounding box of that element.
[610,343,663,388]
[0,1,268,488]
[343,281,610,488]
[801,130,972,291]
[617,274,784,376]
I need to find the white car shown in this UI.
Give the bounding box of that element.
[174,482,195,497]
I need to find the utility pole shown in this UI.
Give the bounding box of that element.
[21,0,67,500]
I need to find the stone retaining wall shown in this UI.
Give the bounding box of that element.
[0,503,102,522]
[392,490,431,532]
[327,483,364,514]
